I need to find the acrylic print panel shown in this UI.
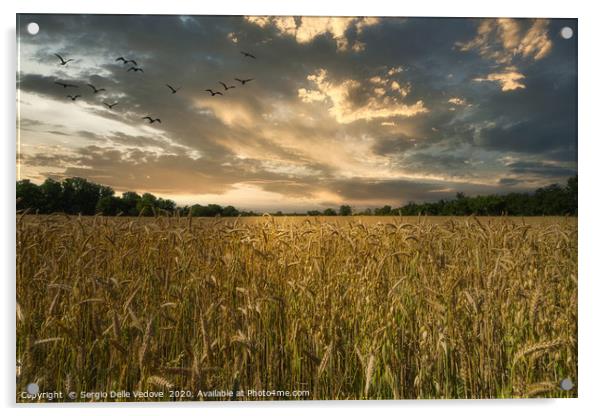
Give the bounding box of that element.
[16,14,577,402]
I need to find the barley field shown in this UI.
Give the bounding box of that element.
[16,214,577,401]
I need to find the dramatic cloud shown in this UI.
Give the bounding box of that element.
[457,18,553,64]
[16,14,577,211]
[245,16,380,51]
[298,68,428,123]
[457,18,553,92]
[474,68,526,91]
[448,97,467,106]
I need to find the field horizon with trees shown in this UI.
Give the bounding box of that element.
[16,176,578,217]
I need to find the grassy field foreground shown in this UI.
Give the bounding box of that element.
[16,215,577,400]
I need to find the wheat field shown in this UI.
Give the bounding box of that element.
[16,214,577,401]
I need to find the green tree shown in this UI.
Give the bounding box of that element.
[206,204,223,217]
[222,205,239,217]
[375,205,392,216]
[156,198,176,213]
[136,193,157,216]
[189,204,204,217]
[16,180,42,211]
[61,177,103,215]
[121,191,141,216]
[323,208,337,216]
[566,176,577,214]
[39,178,63,213]
[96,196,122,216]
[339,205,352,216]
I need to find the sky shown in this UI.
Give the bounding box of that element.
[16,15,577,211]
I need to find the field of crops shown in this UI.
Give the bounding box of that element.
[16,214,577,401]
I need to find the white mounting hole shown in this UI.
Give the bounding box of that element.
[26,22,40,35]
[560,26,573,40]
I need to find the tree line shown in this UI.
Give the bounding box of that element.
[16,177,251,217]
[345,176,576,217]
[353,176,577,217]
[16,176,577,217]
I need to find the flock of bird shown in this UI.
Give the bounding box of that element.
[52,51,258,124]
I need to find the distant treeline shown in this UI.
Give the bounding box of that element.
[16,177,251,217]
[17,176,577,217]
[358,176,577,217]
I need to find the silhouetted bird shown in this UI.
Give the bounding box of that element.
[54,53,74,65]
[54,81,78,88]
[235,78,254,85]
[205,89,223,96]
[219,81,236,91]
[87,84,106,94]
[103,102,118,109]
[127,66,144,72]
[142,116,161,124]
[116,57,138,66]
[66,95,81,101]
[240,51,256,59]
[166,84,181,94]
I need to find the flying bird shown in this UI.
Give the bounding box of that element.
[127,66,144,72]
[87,84,106,94]
[54,53,74,65]
[116,57,138,66]
[240,51,256,59]
[166,84,181,94]
[234,78,254,85]
[54,81,78,88]
[205,89,223,96]
[142,116,161,124]
[219,81,236,91]
[66,95,81,101]
[103,102,118,109]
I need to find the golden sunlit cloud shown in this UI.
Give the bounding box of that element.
[297,87,327,103]
[448,97,467,105]
[457,17,553,93]
[474,68,526,91]
[518,19,553,61]
[227,32,238,44]
[193,97,256,127]
[245,16,381,51]
[457,18,553,65]
[298,68,428,124]
[497,18,522,51]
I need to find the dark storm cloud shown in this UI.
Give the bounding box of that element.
[498,178,522,186]
[371,133,417,155]
[47,130,69,136]
[473,60,577,157]
[399,152,473,176]
[324,177,508,205]
[329,178,451,202]
[506,161,577,178]
[17,14,577,208]
[18,72,117,108]
[362,20,576,178]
